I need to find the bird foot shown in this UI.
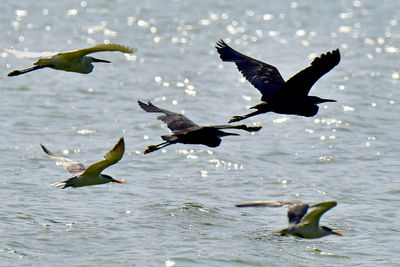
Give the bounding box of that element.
[144,145,157,154]
[246,126,262,132]
[228,115,245,123]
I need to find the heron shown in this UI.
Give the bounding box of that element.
[138,100,262,154]
[7,43,136,76]
[41,137,125,188]
[215,40,340,123]
[236,200,343,239]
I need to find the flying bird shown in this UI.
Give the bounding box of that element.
[138,100,262,154]
[7,43,136,76]
[41,137,125,188]
[215,40,339,123]
[236,200,343,239]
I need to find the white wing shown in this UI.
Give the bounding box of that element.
[5,48,57,59]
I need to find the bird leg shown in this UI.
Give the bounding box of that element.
[143,141,172,154]
[228,103,271,123]
[228,110,264,123]
[7,65,48,77]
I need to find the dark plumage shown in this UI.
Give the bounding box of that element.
[215,40,340,122]
[138,100,262,154]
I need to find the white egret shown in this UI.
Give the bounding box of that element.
[41,137,125,188]
[7,43,136,76]
[236,200,343,239]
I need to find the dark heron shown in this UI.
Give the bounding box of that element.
[236,200,343,239]
[215,40,340,123]
[138,100,262,154]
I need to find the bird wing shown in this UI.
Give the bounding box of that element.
[235,200,302,208]
[41,144,85,174]
[80,137,125,176]
[287,203,309,224]
[299,201,337,226]
[215,40,285,102]
[59,43,136,60]
[138,100,199,133]
[6,48,57,59]
[276,49,340,97]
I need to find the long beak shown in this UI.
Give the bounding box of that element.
[92,57,111,63]
[332,231,343,237]
[112,178,124,184]
[220,132,240,137]
[320,98,337,103]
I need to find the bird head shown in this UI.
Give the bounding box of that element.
[321,226,343,237]
[89,56,111,63]
[101,174,123,184]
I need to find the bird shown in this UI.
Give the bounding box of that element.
[7,43,136,76]
[41,137,125,188]
[138,100,262,154]
[236,200,343,239]
[215,40,340,123]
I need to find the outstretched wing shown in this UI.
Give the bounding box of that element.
[287,203,309,224]
[81,137,125,176]
[300,201,337,226]
[138,100,199,133]
[60,43,136,59]
[6,48,57,59]
[41,144,85,174]
[277,49,340,97]
[235,200,307,224]
[215,40,285,102]
[235,199,302,208]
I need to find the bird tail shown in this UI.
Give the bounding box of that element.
[8,65,47,77]
[215,39,244,62]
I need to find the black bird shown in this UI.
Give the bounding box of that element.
[236,200,343,239]
[138,100,262,154]
[215,40,340,123]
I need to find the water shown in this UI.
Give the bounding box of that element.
[1,0,400,266]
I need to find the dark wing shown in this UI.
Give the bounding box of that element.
[41,144,85,174]
[277,49,340,97]
[287,203,309,224]
[138,100,199,133]
[215,40,285,102]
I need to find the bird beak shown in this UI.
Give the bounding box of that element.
[112,178,124,184]
[332,231,343,237]
[320,98,337,103]
[91,57,111,63]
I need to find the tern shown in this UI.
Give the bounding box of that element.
[41,137,125,188]
[7,43,136,76]
[138,100,262,154]
[236,200,343,239]
[215,40,339,123]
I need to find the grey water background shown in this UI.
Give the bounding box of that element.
[1,0,399,266]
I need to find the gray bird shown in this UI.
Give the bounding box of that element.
[236,200,343,239]
[41,137,125,188]
[138,100,262,154]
